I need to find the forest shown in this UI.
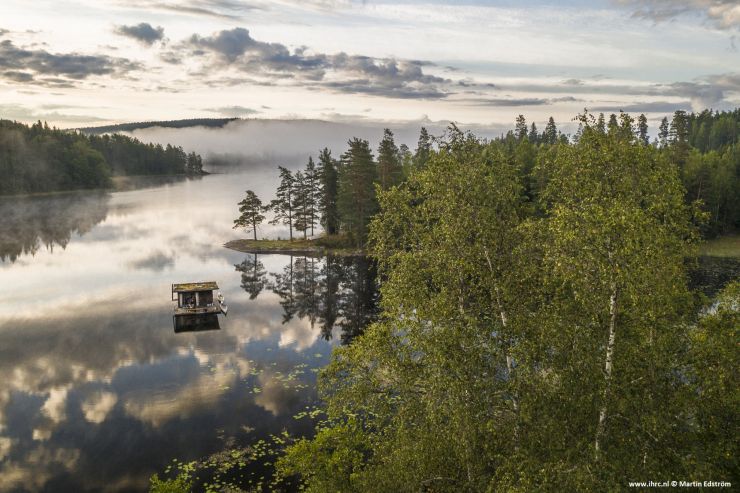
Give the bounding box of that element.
[0,119,204,195]
[235,109,739,245]
[169,109,739,492]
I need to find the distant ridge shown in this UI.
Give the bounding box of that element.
[78,118,240,135]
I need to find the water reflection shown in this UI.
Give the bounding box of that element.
[235,254,379,344]
[173,314,221,333]
[0,173,349,492]
[0,192,109,262]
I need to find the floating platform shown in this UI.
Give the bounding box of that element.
[172,281,227,317]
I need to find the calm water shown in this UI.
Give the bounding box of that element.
[0,172,378,492]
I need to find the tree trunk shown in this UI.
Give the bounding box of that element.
[595,284,618,460]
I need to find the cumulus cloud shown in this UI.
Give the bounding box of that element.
[616,0,740,30]
[80,391,118,424]
[169,27,449,99]
[0,38,141,86]
[114,23,165,45]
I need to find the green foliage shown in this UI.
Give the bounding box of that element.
[278,115,737,492]
[234,190,266,241]
[276,417,370,493]
[338,138,377,247]
[317,148,340,235]
[149,473,192,493]
[269,166,296,240]
[376,128,402,190]
[688,281,739,479]
[0,119,204,196]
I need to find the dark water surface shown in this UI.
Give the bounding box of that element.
[0,173,377,492]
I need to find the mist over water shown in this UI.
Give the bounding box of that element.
[127,118,510,169]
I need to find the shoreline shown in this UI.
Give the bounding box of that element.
[0,172,209,199]
[223,238,365,257]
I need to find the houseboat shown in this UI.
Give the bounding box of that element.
[172,281,228,317]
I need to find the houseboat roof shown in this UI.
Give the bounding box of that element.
[172,281,219,292]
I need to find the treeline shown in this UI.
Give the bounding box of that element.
[0,120,204,195]
[235,109,739,243]
[78,117,238,135]
[233,129,431,246]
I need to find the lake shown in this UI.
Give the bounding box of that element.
[0,171,378,492]
[1,171,737,493]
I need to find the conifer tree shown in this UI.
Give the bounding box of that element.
[233,190,266,241]
[338,138,377,246]
[414,127,431,169]
[544,116,558,144]
[293,170,310,239]
[376,128,402,190]
[637,114,649,145]
[659,117,669,147]
[515,114,528,141]
[317,148,340,235]
[269,166,296,240]
[304,157,320,236]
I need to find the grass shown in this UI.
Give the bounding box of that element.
[224,234,361,256]
[700,234,740,258]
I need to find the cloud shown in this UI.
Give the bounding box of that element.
[591,101,692,112]
[80,391,117,424]
[126,250,175,271]
[615,0,740,30]
[0,39,141,85]
[108,0,259,20]
[463,96,581,107]
[175,27,449,99]
[114,23,164,45]
[0,103,107,124]
[204,105,260,116]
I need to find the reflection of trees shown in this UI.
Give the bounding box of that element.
[336,256,379,344]
[234,254,268,299]
[0,192,110,262]
[257,255,378,344]
[270,255,298,323]
[294,257,320,326]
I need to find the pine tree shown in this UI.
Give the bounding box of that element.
[670,110,690,167]
[544,117,558,145]
[338,138,377,247]
[414,127,431,169]
[596,113,606,134]
[376,128,402,190]
[637,114,649,146]
[317,148,340,235]
[515,114,528,141]
[607,113,619,135]
[293,170,310,239]
[528,122,539,144]
[233,190,266,241]
[659,117,669,147]
[304,157,320,236]
[269,166,296,240]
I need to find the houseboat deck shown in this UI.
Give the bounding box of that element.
[174,305,223,316]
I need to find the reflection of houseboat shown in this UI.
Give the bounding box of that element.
[171,281,228,316]
[174,313,221,333]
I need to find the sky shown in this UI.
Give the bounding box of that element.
[1,0,739,129]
